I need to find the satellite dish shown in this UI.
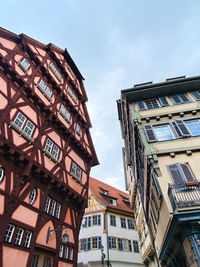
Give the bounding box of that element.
[62,233,69,244]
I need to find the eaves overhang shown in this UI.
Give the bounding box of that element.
[159,210,200,261]
[121,75,200,102]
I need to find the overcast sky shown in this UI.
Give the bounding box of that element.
[1,0,200,191]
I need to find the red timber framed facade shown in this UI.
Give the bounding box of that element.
[0,27,98,267]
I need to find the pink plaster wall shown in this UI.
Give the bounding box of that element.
[0,194,5,214]
[11,205,38,227]
[3,246,29,267]
[68,150,85,171]
[0,37,16,50]
[58,261,73,267]
[36,221,56,249]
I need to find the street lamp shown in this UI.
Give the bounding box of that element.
[101,245,105,265]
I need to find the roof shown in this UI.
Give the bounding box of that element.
[121,75,200,102]
[89,177,134,214]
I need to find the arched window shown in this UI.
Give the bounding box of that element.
[0,168,4,183]
[29,188,37,205]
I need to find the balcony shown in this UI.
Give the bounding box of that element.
[168,183,200,211]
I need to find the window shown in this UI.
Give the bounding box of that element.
[31,254,39,267]
[109,198,117,206]
[127,219,135,230]
[80,239,86,251]
[170,93,190,104]
[111,237,117,249]
[15,227,24,245]
[55,203,61,219]
[45,196,61,218]
[4,224,15,243]
[122,239,128,251]
[92,237,98,249]
[43,257,51,267]
[44,138,60,161]
[29,188,37,205]
[12,112,35,139]
[120,217,126,228]
[24,231,32,248]
[190,91,200,101]
[0,167,4,183]
[154,125,175,141]
[37,79,53,100]
[60,104,71,123]
[75,123,81,136]
[110,215,116,226]
[92,215,97,225]
[133,240,139,253]
[137,97,169,110]
[67,87,77,103]
[18,58,30,72]
[49,199,56,216]
[64,246,69,259]
[59,244,64,257]
[49,62,62,81]
[70,248,73,260]
[185,120,200,136]
[71,162,82,181]
[81,217,87,228]
[168,163,196,185]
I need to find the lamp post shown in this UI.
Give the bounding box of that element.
[46,226,68,244]
[101,245,105,265]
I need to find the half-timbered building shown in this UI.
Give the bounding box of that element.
[0,27,98,267]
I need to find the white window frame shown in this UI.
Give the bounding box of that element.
[65,246,69,259]
[37,79,53,101]
[12,112,35,140]
[18,58,30,72]
[45,196,51,213]
[60,104,71,123]
[44,138,60,162]
[70,162,82,181]
[59,244,64,257]
[14,227,24,245]
[55,203,61,219]
[24,231,32,248]
[0,167,4,183]
[75,123,81,135]
[92,237,98,249]
[29,188,37,205]
[49,62,62,81]
[4,224,15,243]
[120,217,127,228]
[70,247,73,260]
[67,87,77,103]
[49,199,56,216]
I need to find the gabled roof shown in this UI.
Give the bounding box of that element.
[89,177,134,214]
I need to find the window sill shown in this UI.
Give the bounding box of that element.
[70,173,82,184]
[43,149,60,164]
[9,122,34,144]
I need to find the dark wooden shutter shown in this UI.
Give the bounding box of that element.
[85,217,88,227]
[98,214,101,225]
[87,238,91,250]
[175,120,190,137]
[151,170,162,199]
[128,240,132,251]
[118,238,123,250]
[144,125,157,142]
[108,237,111,249]
[98,236,102,248]
[168,164,184,185]
[88,216,91,227]
[84,239,86,251]
[171,121,182,138]
[190,91,200,100]
[159,96,169,107]
[180,163,195,182]
[170,95,182,104]
[179,93,190,103]
[137,101,146,110]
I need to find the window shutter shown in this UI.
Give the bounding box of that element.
[84,239,86,251]
[98,236,102,248]
[87,238,91,250]
[144,125,157,142]
[88,216,91,227]
[180,163,195,182]
[168,164,184,185]
[190,91,200,101]
[137,101,146,110]
[118,238,123,250]
[85,217,88,227]
[98,214,101,225]
[179,93,190,103]
[175,120,190,137]
[151,170,162,199]
[159,96,169,107]
[108,237,111,249]
[171,95,182,104]
[171,121,183,138]
[128,240,132,251]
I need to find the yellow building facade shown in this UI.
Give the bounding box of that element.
[118,76,200,266]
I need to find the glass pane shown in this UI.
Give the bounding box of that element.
[185,120,200,136]
[154,125,174,141]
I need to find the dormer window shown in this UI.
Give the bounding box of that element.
[67,87,77,103]
[49,62,62,81]
[18,58,30,72]
[109,198,117,206]
[103,190,108,195]
[37,79,53,101]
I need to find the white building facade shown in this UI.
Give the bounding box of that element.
[78,177,144,267]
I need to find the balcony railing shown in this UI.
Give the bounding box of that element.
[168,183,200,211]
